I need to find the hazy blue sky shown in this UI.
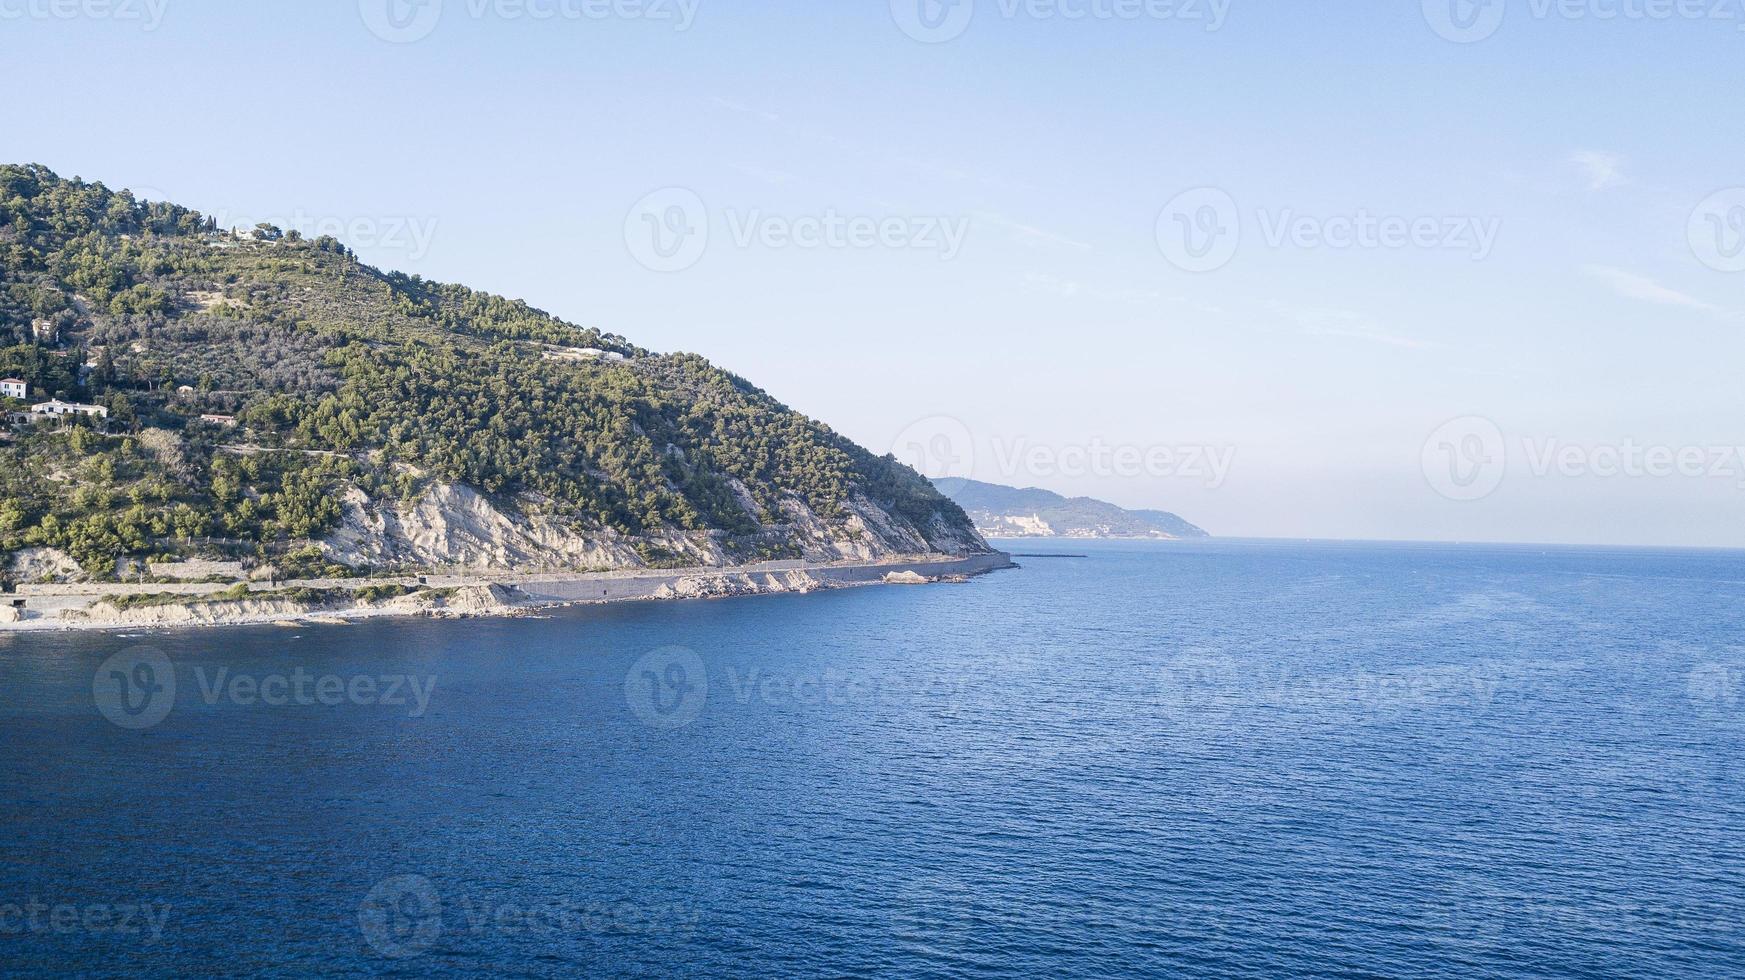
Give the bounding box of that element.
[5,0,1743,546]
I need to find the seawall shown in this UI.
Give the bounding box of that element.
[0,552,1016,631]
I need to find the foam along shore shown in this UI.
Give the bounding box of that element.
[0,552,1016,633]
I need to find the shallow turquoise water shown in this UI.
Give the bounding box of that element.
[3,539,1743,977]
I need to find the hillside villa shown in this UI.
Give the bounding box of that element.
[29,399,108,420]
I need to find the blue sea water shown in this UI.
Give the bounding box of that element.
[3,539,1744,978]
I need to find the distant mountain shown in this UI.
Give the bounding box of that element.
[932,478,1208,540]
[1127,510,1209,540]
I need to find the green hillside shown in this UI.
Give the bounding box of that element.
[0,164,977,577]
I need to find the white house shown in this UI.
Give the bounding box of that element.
[542,347,630,364]
[31,399,109,420]
[0,379,26,400]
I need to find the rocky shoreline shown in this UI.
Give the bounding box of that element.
[0,552,1015,633]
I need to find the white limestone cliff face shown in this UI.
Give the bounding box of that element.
[7,548,83,583]
[323,485,676,571]
[322,483,987,572]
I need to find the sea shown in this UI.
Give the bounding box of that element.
[2,538,1743,978]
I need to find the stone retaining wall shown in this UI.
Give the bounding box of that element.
[2,553,1014,622]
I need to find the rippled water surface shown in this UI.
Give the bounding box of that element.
[3,539,1744,977]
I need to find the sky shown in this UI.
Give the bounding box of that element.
[4,0,1743,547]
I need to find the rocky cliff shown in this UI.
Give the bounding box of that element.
[323,481,986,573]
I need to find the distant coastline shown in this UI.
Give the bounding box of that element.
[933,478,1209,541]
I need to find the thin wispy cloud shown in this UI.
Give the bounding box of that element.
[731,162,796,185]
[1021,272,1168,306]
[1570,150,1628,191]
[1024,272,1082,298]
[1164,295,1227,317]
[709,96,781,123]
[976,212,1092,251]
[892,157,1033,194]
[1583,265,1723,315]
[1269,303,1436,351]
